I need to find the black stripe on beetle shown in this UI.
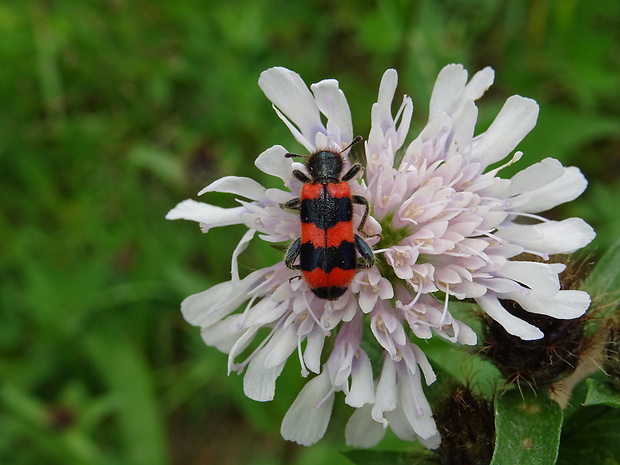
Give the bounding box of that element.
[301,194,352,229]
[299,241,357,273]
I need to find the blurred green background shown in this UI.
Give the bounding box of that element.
[1,0,619,464]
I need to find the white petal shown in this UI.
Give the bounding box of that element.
[419,433,442,450]
[314,131,329,150]
[345,350,375,408]
[259,67,324,147]
[471,96,539,168]
[509,166,588,213]
[181,281,233,326]
[243,299,289,326]
[311,79,353,145]
[410,345,437,385]
[281,372,334,446]
[165,199,245,231]
[398,370,438,440]
[498,218,595,254]
[198,176,267,200]
[509,289,591,319]
[396,96,414,145]
[228,326,260,373]
[266,188,296,204]
[378,69,398,113]
[508,158,565,195]
[181,268,268,327]
[379,278,395,300]
[452,100,477,155]
[499,261,564,296]
[369,69,401,141]
[199,314,246,353]
[476,294,544,340]
[478,277,522,294]
[359,291,379,314]
[304,328,326,374]
[455,321,478,345]
[244,344,286,402]
[429,64,468,120]
[454,280,488,299]
[273,106,315,152]
[463,66,494,101]
[345,405,386,448]
[264,318,298,369]
[255,145,294,182]
[372,358,397,426]
[231,228,256,282]
[384,408,416,441]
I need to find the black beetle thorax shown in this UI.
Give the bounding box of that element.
[307,150,343,183]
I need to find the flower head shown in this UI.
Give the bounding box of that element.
[166,64,594,448]
[365,65,594,341]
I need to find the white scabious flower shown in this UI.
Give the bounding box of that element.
[365,65,595,342]
[166,64,594,448]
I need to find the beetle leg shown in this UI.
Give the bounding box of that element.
[352,195,382,241]
[342,163,362,181]
[354,234,374,269]
[284,197,301,210]
[292,169,311,183]
[285,238,302,270]
[352,194,370,233]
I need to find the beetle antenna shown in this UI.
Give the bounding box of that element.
[285,152,308,159]
[340,135,363,154]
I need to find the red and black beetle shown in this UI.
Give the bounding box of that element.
[284,136,375,300]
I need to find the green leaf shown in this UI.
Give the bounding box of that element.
[583,237,620,311]
[558,403,620,465]
[0,384,109,465]
[86,334,168,465]
[491,390,563,465]
[584,378,620,408]
[342,450,433,465]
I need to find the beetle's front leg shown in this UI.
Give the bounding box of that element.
[285,238,302,270]
[342,163,362,182]
[284,197,301,211]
